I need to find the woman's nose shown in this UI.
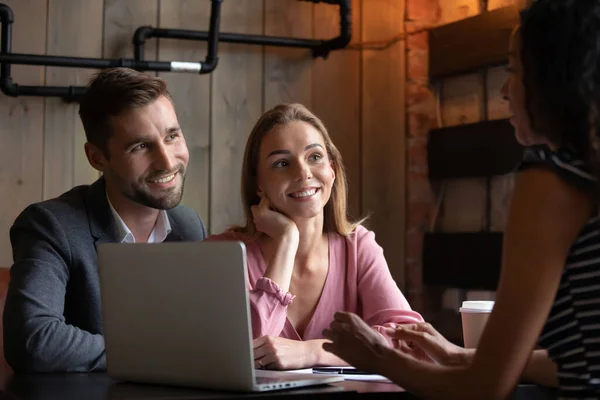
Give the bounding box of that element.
[295,162,312,181]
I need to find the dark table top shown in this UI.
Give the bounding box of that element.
[0,371,557,400]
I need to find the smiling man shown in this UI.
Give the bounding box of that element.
[3,68,207,373]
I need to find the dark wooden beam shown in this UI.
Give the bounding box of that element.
[427,119,524,180]
[429,6,520,80]
[422,232,503,291]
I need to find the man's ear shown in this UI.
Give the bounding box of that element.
[84,142,108,172]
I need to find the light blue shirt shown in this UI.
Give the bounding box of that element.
[106,193,172,243]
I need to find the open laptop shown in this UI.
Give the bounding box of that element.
[97,241,343,392]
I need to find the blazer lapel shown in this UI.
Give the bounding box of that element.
[164,212,183,242]
[85,177,120,245]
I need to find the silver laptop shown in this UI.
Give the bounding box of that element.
[97,241,343,392]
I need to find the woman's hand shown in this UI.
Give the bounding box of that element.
[251,195,298,239]
[252,194,299,292]
[386,323,471,366]
[253,336,320,370]
[322,312,392,374]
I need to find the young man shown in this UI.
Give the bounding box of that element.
[3,68,206,373]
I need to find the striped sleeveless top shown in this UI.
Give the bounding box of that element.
[520,145,600,399]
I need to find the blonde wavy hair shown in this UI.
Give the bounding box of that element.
[233,103,364,236]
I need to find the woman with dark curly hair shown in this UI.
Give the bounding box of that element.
[322,0,600,398]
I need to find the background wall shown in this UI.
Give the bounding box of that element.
[405,0,523,317]
[0,0,408,290]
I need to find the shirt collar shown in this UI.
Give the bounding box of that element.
[106,192,172,243]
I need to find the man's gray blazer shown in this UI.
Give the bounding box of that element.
[3,177,207,373]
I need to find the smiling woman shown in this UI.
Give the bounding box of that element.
[207,103,423,371]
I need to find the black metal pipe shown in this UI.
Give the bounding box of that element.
[133,26,153,61]
[0,3,14,79]
[134,0,222,73]
[136,28,323,49]
[133,0,351,60]
[298,0,352,58]
[0,77,86,101]
[0,52,175,71]
[202,0,221,73]
[0,0,350,99]
[0,1,219,99]
[0,76,15,96]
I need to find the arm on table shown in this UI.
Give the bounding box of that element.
[378,168,589,399]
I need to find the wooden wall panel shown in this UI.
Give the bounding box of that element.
[440,72,484,127]
[438,180,487,231]
[487,64,515,231]
[210,1,264,234]
[312,0,361,218]
[43,0,103,200]
[158,1,211,229]
[362,0,406,289]
[439,72,486,232]
[486,65,510,120]
[430,4,517,80]
[264,0,313,109]
[103,0,159,61]
[488,0,517,10]
[0,0,46,266]
[433,0,523,310]
[439,0,480,25]
[490,174,514,230]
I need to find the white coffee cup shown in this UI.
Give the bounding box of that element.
[459,301,494,348]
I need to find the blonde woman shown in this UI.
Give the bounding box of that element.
[209,104,422,370]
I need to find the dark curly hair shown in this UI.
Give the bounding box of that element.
[520,0,600,181]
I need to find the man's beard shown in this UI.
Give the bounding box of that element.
[124,166,186,210]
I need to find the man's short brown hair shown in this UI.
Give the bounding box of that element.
[78,68,171,157]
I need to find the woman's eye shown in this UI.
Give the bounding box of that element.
[309,153,323,162]
[273,160,288,168]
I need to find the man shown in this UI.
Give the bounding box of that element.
[3,68,206,373]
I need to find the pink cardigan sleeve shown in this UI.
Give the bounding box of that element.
[206,232,294,339]
[353,226,424,343]
[248,277,295,338]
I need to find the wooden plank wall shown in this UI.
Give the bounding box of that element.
[362,0,406,289]
[435,0,518,307]
[0,0,46,268]
[0,0,408,291]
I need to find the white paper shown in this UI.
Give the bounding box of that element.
[284,368,392,383]
[340,374,391,383]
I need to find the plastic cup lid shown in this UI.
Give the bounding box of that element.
[459,300,494,313]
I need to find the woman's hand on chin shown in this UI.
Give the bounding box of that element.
[251,195,298,240]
